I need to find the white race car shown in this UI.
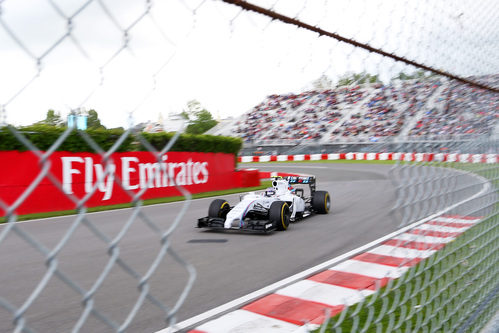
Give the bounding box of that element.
[197,176,330,232]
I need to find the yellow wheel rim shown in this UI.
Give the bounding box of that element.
[281,203,289,229]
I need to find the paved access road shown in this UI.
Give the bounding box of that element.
[0,163,402,333]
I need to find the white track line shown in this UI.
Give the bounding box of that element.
[331,260,408,279]
[275,280,374,306]
[195,310,299,333]
[367,244,436,259]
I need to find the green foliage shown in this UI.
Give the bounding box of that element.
[392,70,433,81]
[0,125,132,152]
[86,109,105,129]
[186,109,218,134]
[67,108,105,130]
[312,75,333,90]
[182,100,218,134]
[337,71,380,87]
[140,132,242,155]
[0,125,242,156]
[35,109,64,127]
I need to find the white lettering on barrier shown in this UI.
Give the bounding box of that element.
[259,155,271,162]
[277,155,288,162]
[62,155,209,200]
[356,153,365,160]
[176,162,187,185]
[486,154,496,164]
[63,156,117,199]
[95,163,116,200]
[393,153,402,161]
[122,157,139,190]
[366,153,376,160]
[448,154,457,162]
[241,156,253,163]
[379,153,388,161]
[415,153,424,162]
[62,157,84,194]
[85,157,93,193]
[310,154,322,161]
[192,161,209,184]
[139,162,161,188]
[346,153,354,160]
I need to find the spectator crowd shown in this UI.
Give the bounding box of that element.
[211,75,498,144]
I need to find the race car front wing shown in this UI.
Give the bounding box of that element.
[197,216,276,233]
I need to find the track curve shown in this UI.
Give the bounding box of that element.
[0,163,402,333]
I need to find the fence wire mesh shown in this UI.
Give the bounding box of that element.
[319,137,499,332]
[0,0,498,332]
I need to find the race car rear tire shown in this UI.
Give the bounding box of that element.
[208,199,230,219]
[312,191,330,214]
[269,201,290,231]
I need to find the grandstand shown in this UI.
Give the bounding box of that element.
[208,75,499,149]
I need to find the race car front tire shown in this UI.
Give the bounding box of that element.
[208,199,230,219]
[269,201,290,231]
[312,190,330,214]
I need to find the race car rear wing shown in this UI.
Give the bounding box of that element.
[284,176,316,194]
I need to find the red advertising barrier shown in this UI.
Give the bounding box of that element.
[0,151,259,216]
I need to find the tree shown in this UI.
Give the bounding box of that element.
[181,100,218,135]
[86,109,105,130]
[392,70,431,81]
[336,72,380,87]
[312,75,333,90]
[37,109,63,127]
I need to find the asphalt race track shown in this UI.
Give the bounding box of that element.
[0,163,405,333]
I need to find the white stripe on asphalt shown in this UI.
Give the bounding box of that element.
[368,245,436,259]
[416,224,468,233]
[390,232,455,244]
[276,280,374,306]
[331,260,408,279]
[195,309,299,333]
[433,216,479,224]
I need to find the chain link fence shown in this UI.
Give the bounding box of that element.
[318,137,498,332]
[1,0,498,332]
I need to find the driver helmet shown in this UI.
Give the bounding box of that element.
[272,178,289,195]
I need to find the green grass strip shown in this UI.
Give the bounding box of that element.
[0,181,271,223]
